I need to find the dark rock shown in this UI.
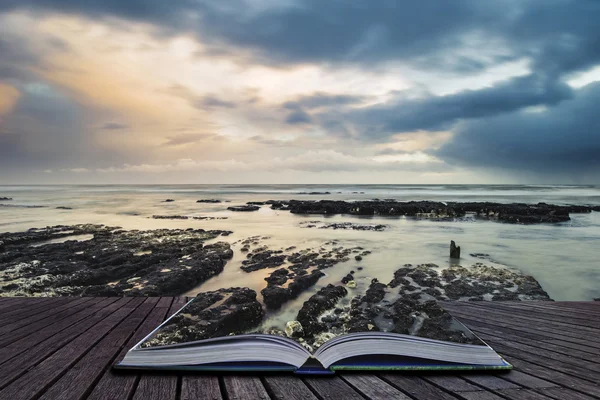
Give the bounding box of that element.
[163,199,175,202]
[241,248,287,272]
[297,284,348,336]
[196,199,222,203]
[450,240,461,259]
[364,280,387,303]
[0,197,12,201]
[261,286,292,310]
[296,192,331,195]
[355,255,363,261]
[357,266,363,271]
[0,225,233,296]
[227,205,260,212]
[279,199,594,224]
[140,287,264,346]
[261,270,326,310]
[246,201,266,205]
[264,268,290,286]
[341,273,354,284]
[56,206,73,210]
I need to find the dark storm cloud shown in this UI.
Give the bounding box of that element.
[2,0,600,179]
[348,74,574,138]
[435,81,600,176]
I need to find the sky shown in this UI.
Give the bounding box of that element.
[0,0,599,184]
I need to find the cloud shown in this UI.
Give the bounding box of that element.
[163,133,221,146]
[345,74,573,139]
[435,81,600,178]
[101,122,129,130]
[285,108,312,125]
[197,95,237,109]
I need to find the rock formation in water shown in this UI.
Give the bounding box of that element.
[450,240,461,258]
[264,199,599,224]
[227,205,260,212]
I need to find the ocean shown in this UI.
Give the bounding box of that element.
[1,184,599,305]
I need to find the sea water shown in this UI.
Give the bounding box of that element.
[1,184,599,301]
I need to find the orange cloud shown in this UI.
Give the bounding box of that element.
[0,83,20,116]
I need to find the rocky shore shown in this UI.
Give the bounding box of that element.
[275,262,551,350]
[268,199,600,224]
[140,287,264,347]
[0,225,233,296]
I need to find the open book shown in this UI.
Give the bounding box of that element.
[115,287,511,374]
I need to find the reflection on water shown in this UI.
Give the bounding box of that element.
[1,184,599,301]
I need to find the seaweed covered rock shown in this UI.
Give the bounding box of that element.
[140,287,264,347]
[296,284,348,336]
[261,270,326,310]
[0,225,233,296]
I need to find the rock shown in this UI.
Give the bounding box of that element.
[163,199,175,202]
[279,199,591,224]
[355,255,363,261]
[285,321,304,338]
[56,206,73,210]
[0,197,12,201]
[261,270,326,310]
[241,248,287,272]
[0,225,234,296]
[227,205,260,212]
[261,286,291,309]
[140,287,264,346]
[196,199,221,203]
[264,268,290,286]
[450,240,461,258]
[296,192,331,195]
[246,201,266,205]
[313,332,336,348]
[297,284,348,336]
[341,273,354,284]
[346,280,357,288]
[363,280,386,303]
[357,266,363,271]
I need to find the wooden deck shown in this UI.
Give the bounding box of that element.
[0,298,598,400]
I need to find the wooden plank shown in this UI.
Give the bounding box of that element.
[263,375,317,400]
[538,387,598,400]
[465,322,600,369]
[87,298,166,400]
[459,374,521,390]
[493,388,556,400]
[342,374,411,399]
[0,298,32,312]
[0,297,110,365]
[0,297,139,400]
[38,297,156,400]
[0,297,94,342]
[492,301,600,319]
[133,298,181,400]
[0,297,68,324]
[445,303,600,338]
[444,305,600,345]
[0,298,122,386]
[496,371,557,389]
[459,302,600,329]
[484,346,600,398]
[423,375,485,392]
[181,376,222,400]
[458,392,507,400]
[132,375,178,400]
[380,374,460,400]
[304,376,364,400]
[222,376,270,400]
[449,312,600,350]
